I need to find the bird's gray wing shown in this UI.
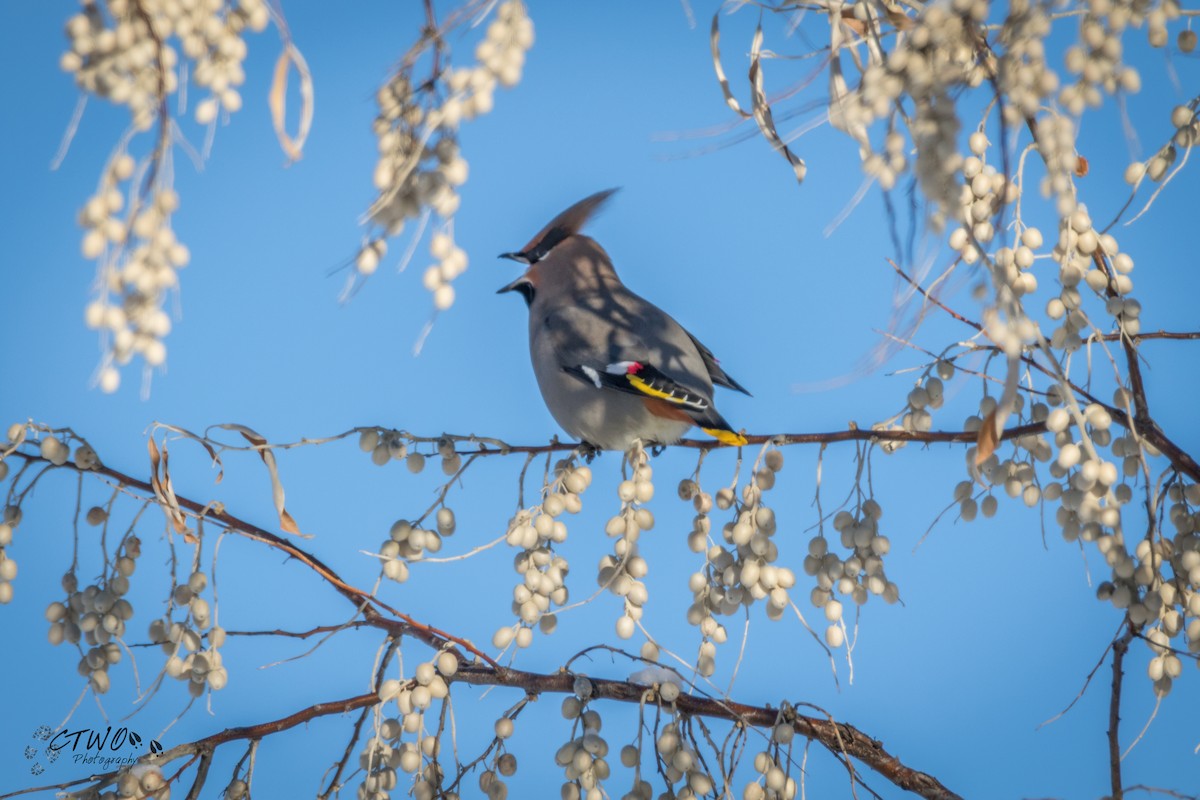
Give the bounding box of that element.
[540,305,713,408]
[619,294,751,398]
[537,303,642,378]
[538,301,747,446]
[540,296,709,387]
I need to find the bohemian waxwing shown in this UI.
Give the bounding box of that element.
[498,189,750,451]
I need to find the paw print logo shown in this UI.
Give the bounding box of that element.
[26,725,53,775]
[126,730,162,754]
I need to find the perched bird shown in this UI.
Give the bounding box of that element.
[497,189,750,451]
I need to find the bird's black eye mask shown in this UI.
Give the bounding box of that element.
[496,276,536,306]
[512,281,536,306]
[499,226,568,265]
[497,226,570,265]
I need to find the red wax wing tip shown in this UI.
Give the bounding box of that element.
[627,362,644,374]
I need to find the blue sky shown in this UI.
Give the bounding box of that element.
[2,2,1198,798]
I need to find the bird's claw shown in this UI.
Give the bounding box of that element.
[577,441,600,463]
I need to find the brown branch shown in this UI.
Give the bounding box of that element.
[888,259,983,333]
[887,259,1107,409]
[318,639,400,800]
[10,424,1049,467]
[422,0,442,79]
[1104,330,1200,342]
[132,623,376,648]
[1124,786,1200,800]
[7,451,498,669]
[153,693,381,766]
[1087,251,1200,482]
[222,622,373,639]
[458,664,962,800]
[183,750,213,800]
[0,775,97,800]
[1038,631,1119,729]
[162,750,200,786]
[1131,630,1200,663]
[888,260,1200,483]
[967,34,1200,484]
[1091,251,1152,422]
[444,423,1050,457]
[1109,625,1134,800]
[17,412,1196,493]
[886,261,1200,344]
[7,661,962,800]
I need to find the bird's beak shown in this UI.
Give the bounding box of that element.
[498,251,532,295]
[496,276,522,295]
[497,274,536,305]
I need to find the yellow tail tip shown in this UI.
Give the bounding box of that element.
[703,427,748,447]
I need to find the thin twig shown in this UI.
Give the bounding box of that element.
[7,451,498,669]
[1109,624,1134,800]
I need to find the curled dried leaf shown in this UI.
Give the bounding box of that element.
[148,437,192,538]
[710,13,749,118]
[838,10,867,37]
[217,424,308,538]
[269,43,314,164]
[152,422,224,484]
[749,23,807,184]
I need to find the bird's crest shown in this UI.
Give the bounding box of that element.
[501,188,619,264]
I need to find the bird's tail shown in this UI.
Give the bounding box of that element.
[703,427,748,446]
[563,361,748,446]
[692,408,748,447]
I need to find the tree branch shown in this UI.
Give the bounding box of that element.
[13,664,962,800]
[461,664,963,800]
[887,259,1200,483]
[1109,624,1134,800]
[318,638,400,799]
[8,450,498,669]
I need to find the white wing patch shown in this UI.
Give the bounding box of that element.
[580,365,602,389]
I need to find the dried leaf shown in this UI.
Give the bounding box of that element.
[835,5,912,39]
[1075,154,1089,177]
[279,508,301,536]
[838,10,867,37]
[710,12,749,118]
[217,423,308,538]
[152,422,224,484]
[148,436,159,477]
[975,409,999,466]
[883,4,914,31]
[147,437,191,537]
[749,23,807,184]
[268,43,314,164]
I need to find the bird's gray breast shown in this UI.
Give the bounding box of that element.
[527,301,604,440]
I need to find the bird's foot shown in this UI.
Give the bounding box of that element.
[576,441,601,463]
